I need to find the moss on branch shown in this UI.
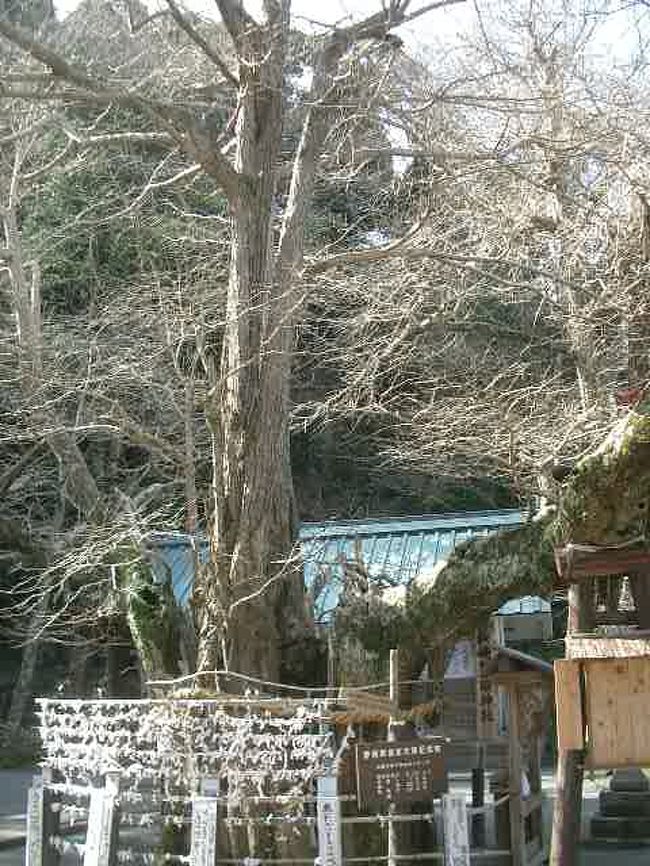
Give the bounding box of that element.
[118,551,181,680]
[553,400,650,545]
[405,515,556,648]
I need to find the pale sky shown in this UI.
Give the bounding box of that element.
[50,0,641,68]
[52,0,478,57]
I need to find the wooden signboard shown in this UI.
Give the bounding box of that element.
[355,738,447,808]
[84,774,119,866]
[317,775,342,866]
[555,655,650,767]
[25,777,44,866]
[554,659,584,751]
[584,656,650,768]
[190,797,218,866]
[442,794,470,866]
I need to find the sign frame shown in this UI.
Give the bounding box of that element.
[355,738,447,809]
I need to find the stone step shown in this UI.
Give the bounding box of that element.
[591,815,650,841]
[610,769,650,793]
[600,791,650,817]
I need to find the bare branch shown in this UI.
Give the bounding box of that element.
[214,0,259,44]
[163,0,239,86]
[0,17,241,201]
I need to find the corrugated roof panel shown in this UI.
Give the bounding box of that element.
[146,510,544,619]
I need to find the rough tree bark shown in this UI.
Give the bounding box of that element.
[0,0,465,684]
[192,1,447,681]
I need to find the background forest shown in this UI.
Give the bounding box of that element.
[1,0,649,755]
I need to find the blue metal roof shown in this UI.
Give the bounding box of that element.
[146,509,547,621]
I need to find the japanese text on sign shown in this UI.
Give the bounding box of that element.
[356,738,447,807]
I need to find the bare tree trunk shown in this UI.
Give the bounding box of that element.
[184,376,199,533]
[3,589,49,741]
[550,583,592,866]
[194,9,300,680]
[195,8,354,680]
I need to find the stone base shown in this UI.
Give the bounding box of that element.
[591,769,650,843]
[592,816,650,840]
[610,769,650,793]
[601,791,650,817]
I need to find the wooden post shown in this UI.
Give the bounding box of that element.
[317,774,343,866]
[442,794,470,866]
[549,748,583,866]
[507,684,525,866]
[387,648,398,866]
[630,568,650,629]
[84,772,120,866]
[26,769,61,866]
[190,796,219,866]
[471,763,486,848]
[550,582,591,866]
[26,775,48,866]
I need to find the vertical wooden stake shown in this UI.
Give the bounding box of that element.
[549,750,583,866]
[25,775,45,866]
[507,684,525,866]
[387,648,398,866]
[317,774,343,866]
[442,794,470,866]
[471,762,486,848]
[550,582,589,866]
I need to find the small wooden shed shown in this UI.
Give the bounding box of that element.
[554,543,650,770]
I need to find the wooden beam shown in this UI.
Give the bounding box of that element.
[566,633,650,659]
[554,660,583,751]
[555,545,650,580]
[507,683,525,866]
[550,749,583,866]
[550,583,586,866]
[490,671,552,686]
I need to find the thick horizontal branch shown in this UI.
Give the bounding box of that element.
[70,130,175,146]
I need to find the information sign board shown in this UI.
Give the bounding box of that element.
[355,739,446,808]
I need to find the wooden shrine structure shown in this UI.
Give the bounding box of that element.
[552,542,650,865]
